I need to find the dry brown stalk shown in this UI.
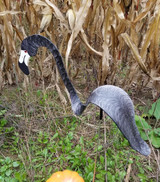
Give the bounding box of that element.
[0,0,160,97]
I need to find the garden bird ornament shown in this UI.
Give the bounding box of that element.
[18,35,151,156]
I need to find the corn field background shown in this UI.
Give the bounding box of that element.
[0,0,160,182]
[0,0,160,95]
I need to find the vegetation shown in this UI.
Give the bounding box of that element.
[0,0,160,182]
[0,86,159,181]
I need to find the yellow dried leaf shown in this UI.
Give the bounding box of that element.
[101,7,112,84]
[4,0,10,9]
[68,0,81,11]
[88,1,104,38]
[140,16,156,60]
[113,0,125,20]
[133,0,157,24]
[66,9,76,30]
[45,0,65,22]
[42,6,53,15]
[130,24,138,46]
[111,25,116,58]
[80,30,103,57]
[0,11,21,16]
[74,0,92,38]
[121,33,149,75]
[65,0,92,69]
[56,84,67,105]
[33,0,48,7]
[152,10,160,63]
[101,44,109,84]
[40,13,52,32]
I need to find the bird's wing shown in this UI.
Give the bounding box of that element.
[87,85,151,156]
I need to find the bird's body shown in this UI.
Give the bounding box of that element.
[18,34,151,156]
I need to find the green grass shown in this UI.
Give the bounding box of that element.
[0,86,158,182]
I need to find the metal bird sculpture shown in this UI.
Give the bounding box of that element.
[18,35,151,156]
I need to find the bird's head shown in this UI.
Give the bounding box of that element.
[18,36,38,75]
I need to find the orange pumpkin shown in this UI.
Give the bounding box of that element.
[46,170,84,182]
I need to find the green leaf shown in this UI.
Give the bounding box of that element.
[97,145,103,151]
[79,136,84,145]
[149,99,160,120]
[5,157,11,164]
[149,129,160,148]
[0,119,8,127]
[0,166,7,172]
[15,172,26,181]
[68,132,73,140]
[36,90,42,97]
[135,115,152,140]
[154,128,160,136]
[0,110,7,116]
[138,173,147,180]
[135,115,152,130]
[52,133,58,139]
[5,169,12,176]
[12,162,19,168]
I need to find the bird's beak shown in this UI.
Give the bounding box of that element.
[18,50,30,75]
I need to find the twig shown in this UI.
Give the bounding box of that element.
[104,118,107,182]
[93,118,101,182]
[124,162,132,182]
[156,150,160,182]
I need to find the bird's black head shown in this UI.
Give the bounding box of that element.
[18,35,39,75]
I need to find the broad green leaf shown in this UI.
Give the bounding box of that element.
[5,169,12,176]
[135,115,152,140]
[135,115,152,130]
[0,119,8,127]
[149,129,160,148]
[12,162,19,168]
[149,99,160,120]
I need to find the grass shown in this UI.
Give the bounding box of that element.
[0,84,159,182]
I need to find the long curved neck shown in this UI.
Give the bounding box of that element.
[30,35,86,115]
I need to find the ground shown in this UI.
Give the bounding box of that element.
[0,73,159,182]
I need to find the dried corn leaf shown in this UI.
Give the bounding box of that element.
[56,84,67,104]
[152,9,160,64]
[113,0,125,20]
[39,7,52,32]
[0,11,21,16]
[111,25,116,58]
[101,8,112,84]
[89,2,104,38]
[0,71,3,89]
[121,33,148,75]
[6,71,13,85]
[33,0,48,7]
[80,29,103,56]
[65,0,91,69]
[45,0,66,23]
[12,24,24,41]
[68,0,81,11]
[130,24,139,46]
[133,0,157,24]
[150,69,160,81]
[151,76,160,81]
[66,9,76,30]
[101,44,110,84]
[4,0,10,9]
[140,16,156,60]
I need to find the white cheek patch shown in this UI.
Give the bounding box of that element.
[19,50,30,66]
